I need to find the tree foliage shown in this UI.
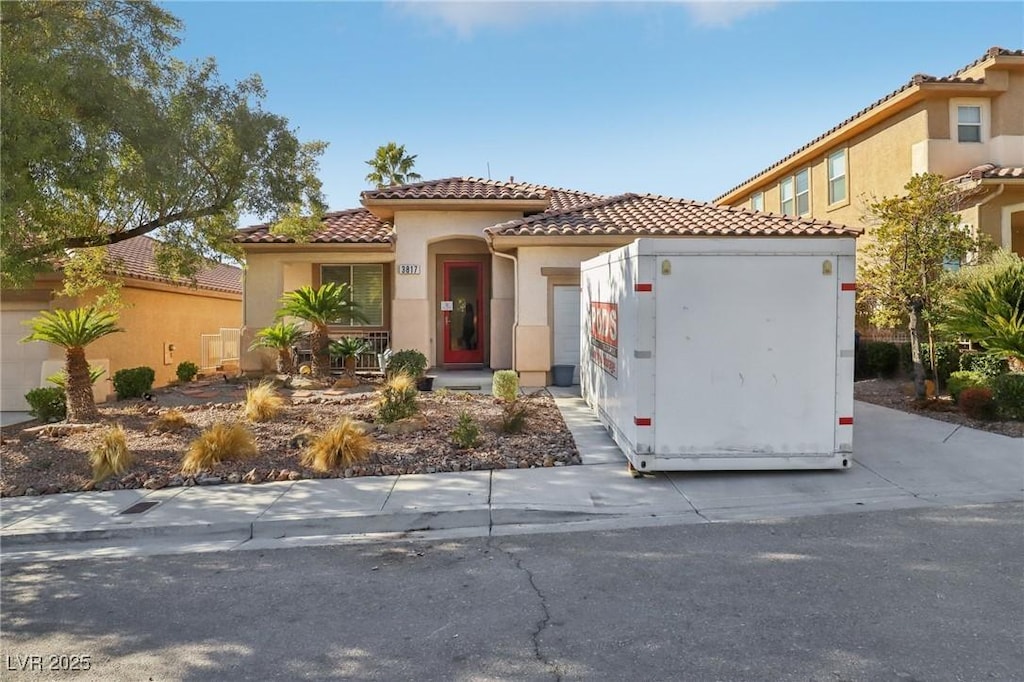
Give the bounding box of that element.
[0,1,327,288]
[365,142,422,188]
[859,173,982,397]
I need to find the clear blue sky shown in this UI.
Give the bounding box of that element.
[165,1,1023,220]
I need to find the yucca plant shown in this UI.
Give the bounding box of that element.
[182,422,257,474]
[302,417,373,472]
[90,424,133,483]
[276,284,367,378]
[22,307,123,422]
[249,321,304,374]
[244,380,284,422]
[939,252,1024,365]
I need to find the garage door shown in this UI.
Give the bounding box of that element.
[2,310,50,411]
[552,285,581,384]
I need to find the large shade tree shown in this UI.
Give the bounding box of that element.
[365,142,422,188]
[859,174,981,398]
[277,284,367,378]
[1,1,326,289]
[22,307,123,423]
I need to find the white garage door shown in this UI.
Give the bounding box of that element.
[2,310,50,411]
[552,285,581,384]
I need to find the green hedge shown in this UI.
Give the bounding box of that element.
[991,373,1024,421]
[113,366,155,400]
[946,371,988,404]
[24,387,67,422]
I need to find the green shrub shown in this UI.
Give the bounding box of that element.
[113,366,156,400]
[959,387,997,420]
[897,342,913,377]
[176,361,199,383]
[990,373,1024,421]
[499,400,530,434]
[450,411,481,449]
[386,349,427,379]
[959,352,1010,378]
[377,373,419,424]
[25,387,67,422]
[492,370,519,402]
[931,343,961,387]
[946,371,988,404]
[865,342,900,378]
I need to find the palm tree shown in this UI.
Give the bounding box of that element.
[249,321,304,374]
[22,307,123,422]
[277,284,367,378]
[365,142,422,188]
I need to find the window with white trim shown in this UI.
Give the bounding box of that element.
[780,177,795,216]
[320,264,385,326]
[957,105,982,143]
[828,149,847,205]
[751,192,764,212]
[795,169,810,216]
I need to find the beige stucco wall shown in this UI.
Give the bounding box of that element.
[49,283,241,398]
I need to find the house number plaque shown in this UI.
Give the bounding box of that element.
[398,264,421,275]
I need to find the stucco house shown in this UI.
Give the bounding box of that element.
[1,236,242,411]
[715,46,1024,256]
[235,177,858,387]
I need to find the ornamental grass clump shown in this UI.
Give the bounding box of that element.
[377,373,418,424]
[182,422,257,474]
[244,381,284,423]
[150,409,190,433]
[302,417,373,472]
[90,424,133,483]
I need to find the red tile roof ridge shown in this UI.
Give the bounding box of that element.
[714,46,1020,203]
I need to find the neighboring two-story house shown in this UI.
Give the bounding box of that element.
[715,46,1024,257]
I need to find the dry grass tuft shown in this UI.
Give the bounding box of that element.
[182,422,258,474]
[90,424,133,482]
[376,373,418,424]
[150,409,191,433]
[245,381,284,422]
[302,417,374,472]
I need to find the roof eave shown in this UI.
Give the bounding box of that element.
[237,241,395,252]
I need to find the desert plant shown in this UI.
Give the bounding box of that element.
[176,360,200,383]
[24,387,67,422]
[47,365,106,389]
[386,349,428,379]
[451,411,481,449]
[21,306,123,422]
[90,424,133,482]
[302,417,373,472]
[244,381,284,422]
[182,422,257,474]
[990,373,1024,421]
[329,336,370,377]
[959,387,997,420]
[249,321,304,374]
[377,373,419,424]
[865,341,900,378]
[277,284,367,378]
[150,409,190,433]
[946,371,988,404]
[499,400,531,434]
[492,370,519,402]
[113,366,156,400]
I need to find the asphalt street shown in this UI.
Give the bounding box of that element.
[2,502,1021,681]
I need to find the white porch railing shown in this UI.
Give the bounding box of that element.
[200,328,241,370]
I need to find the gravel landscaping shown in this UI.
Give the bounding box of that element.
[854,378,1023,438]
[0,382,580,498]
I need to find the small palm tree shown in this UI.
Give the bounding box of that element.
[365,142,422,188]
[22,307,123,422]
[329,336,370,378]
[277,284,367,378]
[249,321,304,374]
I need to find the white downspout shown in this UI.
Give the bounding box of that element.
[488,240,518,373]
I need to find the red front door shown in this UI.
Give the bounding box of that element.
[442,261,484,365]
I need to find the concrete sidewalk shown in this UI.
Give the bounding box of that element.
[2,397,1021,560]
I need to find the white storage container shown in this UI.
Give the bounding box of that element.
[580,237,856,472]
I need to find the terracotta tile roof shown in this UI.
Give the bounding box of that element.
[715,46,1023,202]
[361,177,551,202]
[486,193,860,238]
[950,163,1024,183]
[233,208,393,244]
[105,236,241,294]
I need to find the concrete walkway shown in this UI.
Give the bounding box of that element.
[2,396,1021,561]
